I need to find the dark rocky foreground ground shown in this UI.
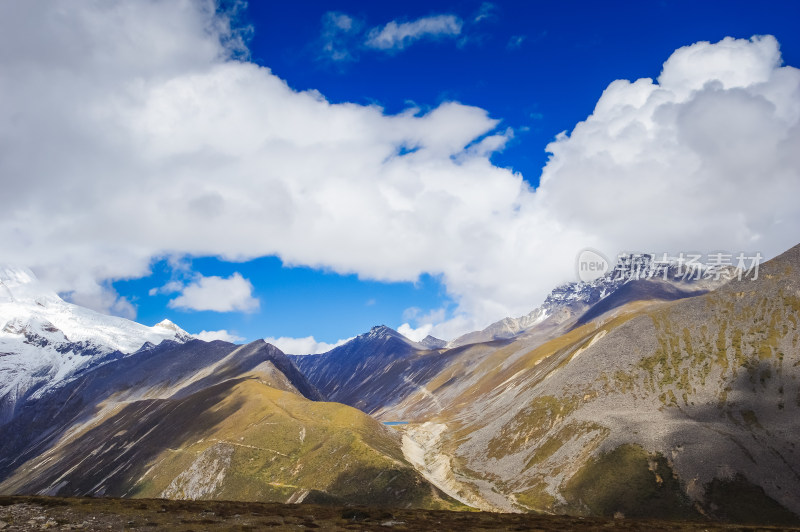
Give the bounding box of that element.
[0,496,797,531]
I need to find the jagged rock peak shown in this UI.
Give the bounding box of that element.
[419,335,447,349]
[365,325,402,338]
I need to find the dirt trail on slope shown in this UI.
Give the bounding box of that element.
[399,422,516,512]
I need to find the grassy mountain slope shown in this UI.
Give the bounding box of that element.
[297,245,796,524]
[0,340,461,509]
[384,245,800,524]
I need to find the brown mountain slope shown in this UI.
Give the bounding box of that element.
[375,244,800,524]
[0,340,461,510]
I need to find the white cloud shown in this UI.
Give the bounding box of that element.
[535,35,800,261]
[193,329,245,343]
[110,297,137,320]
[63,284,137,320]
[399,307,449,341]
[473,3,497,24]
[366,15,462,51]
[168,273,259,313]
[1,2,798,341]
[148,280,184,297]
[264,335,351,355]
[398,322,433,342]
[320,11,363,62]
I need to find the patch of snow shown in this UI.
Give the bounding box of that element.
[0,265,191,421]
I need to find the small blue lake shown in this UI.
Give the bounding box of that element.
[382,421,409,426]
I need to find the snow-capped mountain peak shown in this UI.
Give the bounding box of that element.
[0,265,61,306]
[0,265,192,424]
[153,319,192,342]
[0,265,189,353]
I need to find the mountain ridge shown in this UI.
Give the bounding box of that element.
[0,336,460,509]
[372,243,800,522]
[3,245,800,523]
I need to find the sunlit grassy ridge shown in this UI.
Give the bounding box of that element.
[1,369,462,509]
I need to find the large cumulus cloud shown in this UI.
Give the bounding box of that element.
[1,1,798,340]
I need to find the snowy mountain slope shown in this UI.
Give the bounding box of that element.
[0,266,191,352]
[0,266,191,424]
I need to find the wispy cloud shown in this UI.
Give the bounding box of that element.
[365,14,462,51]
[507,35,525,50]
[473,2,497,23]
[319,11,363,62]
[148,280,184,296]
[321,10,477,61]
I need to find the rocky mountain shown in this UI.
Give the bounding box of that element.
[3,245,798,524]
[289,326,459,415]
[418,335,447,349]
[0,337,460,509]
[282,247,800,524]
[447,253,723,348]
[0,266,191,425]
[365,245,800,524]
[290,257,721,425]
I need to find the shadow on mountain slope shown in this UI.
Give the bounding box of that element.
[654,357,800,526]
[0,377,245,497]
[574,279,708,329]
[0,339,320,484]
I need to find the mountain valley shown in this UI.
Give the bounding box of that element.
[1,247,800,527]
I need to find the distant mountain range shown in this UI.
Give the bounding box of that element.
[1,247,799,525]
[289,325,458,415]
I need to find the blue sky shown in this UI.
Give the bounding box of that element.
[114,256,448,346]
[247,0,800,185]
[4,1,800,353]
